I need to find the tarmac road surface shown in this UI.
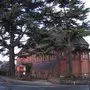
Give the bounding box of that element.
[0,76,89,90]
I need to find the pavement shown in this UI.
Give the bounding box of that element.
[0,76,90,90]
[0,76,57,86]
[0,76,90,85]
[48,77,90,85]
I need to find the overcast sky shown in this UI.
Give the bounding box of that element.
[83,0,90,48]
[0,0,90,61]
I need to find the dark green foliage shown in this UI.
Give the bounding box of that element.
[26,64,31,73]
[34,0,90,75]
[0,0,44,76]
[64,73,77,80]
[0,69,7,76]
[26,0,90,55]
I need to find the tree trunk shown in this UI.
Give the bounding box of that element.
[63,6,72,74]
[56,50,60,77]
[9,46,15,76]
[67,36,72,74]
[78,52,81,76]
[9,32,15,77]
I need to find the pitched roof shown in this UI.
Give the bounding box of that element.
[18,36,89,57]
[72,36,89,52]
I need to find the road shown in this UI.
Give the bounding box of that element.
[0,76,89,90]
[10,85,90,90]
[0,84,89,90]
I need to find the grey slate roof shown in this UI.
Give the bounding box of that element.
[72,36,89,51]
[18,36,89,57]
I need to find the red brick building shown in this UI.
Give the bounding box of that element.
[16,37,90,79]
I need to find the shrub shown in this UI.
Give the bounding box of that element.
[64,73,77,80]
[0,69,8,76]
